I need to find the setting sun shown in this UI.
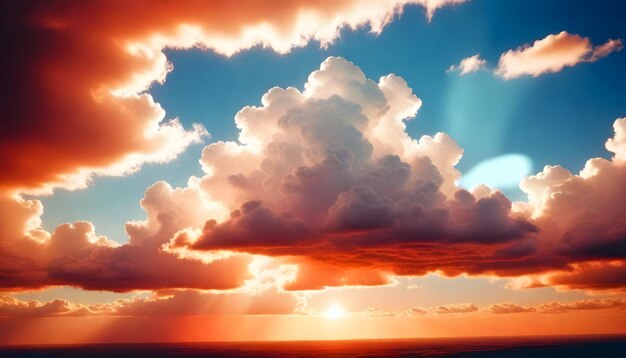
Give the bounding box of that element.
[325,304,346,320]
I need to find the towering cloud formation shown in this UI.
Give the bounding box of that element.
[495,31,623,79]
[166,57,538,289]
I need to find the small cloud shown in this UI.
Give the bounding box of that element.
[447,54,487,75]
[487,303,536,314]
[407,307,428,315]
[433,303,478,314]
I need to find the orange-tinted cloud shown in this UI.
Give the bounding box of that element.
[0,289,296,318]
[535,298,626,314]
[486,303,536,314]
[406,298,626,316]
[4,293,625,319]
[2,1,206,194]
[508,261,626,293]
[485,299,626,315]
[0,296,76,317]
[495,31,623,79]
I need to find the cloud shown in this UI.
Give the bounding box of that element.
[403,298,626,317]
[495,31,623,79]
[406,303,478,315]
[487,303,535,314]
[5,294,625,318]
[447,54,486,75]
[510,117,626,291]
[509,262,626,293]
[0,296,76,317]
[0,183,252,292]
[167,57,538,290]
[163,58,626,292]
[535,299,626,314]
[433,303,478,314]
[486,299,626,315]
[547,262,626,292]
[1,1,466,195]
[181,201,313,250]
[0,289,296,318]
[588,39,624,62]
[607,117,626,162]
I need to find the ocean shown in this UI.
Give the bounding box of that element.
[1,335,625,357]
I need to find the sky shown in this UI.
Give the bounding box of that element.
[1,0,626,345]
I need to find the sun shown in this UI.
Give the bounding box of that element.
[324,303,345,320]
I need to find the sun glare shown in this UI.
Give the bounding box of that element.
[324,304,345,320]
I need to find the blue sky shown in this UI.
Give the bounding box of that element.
[38,0,626,242]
